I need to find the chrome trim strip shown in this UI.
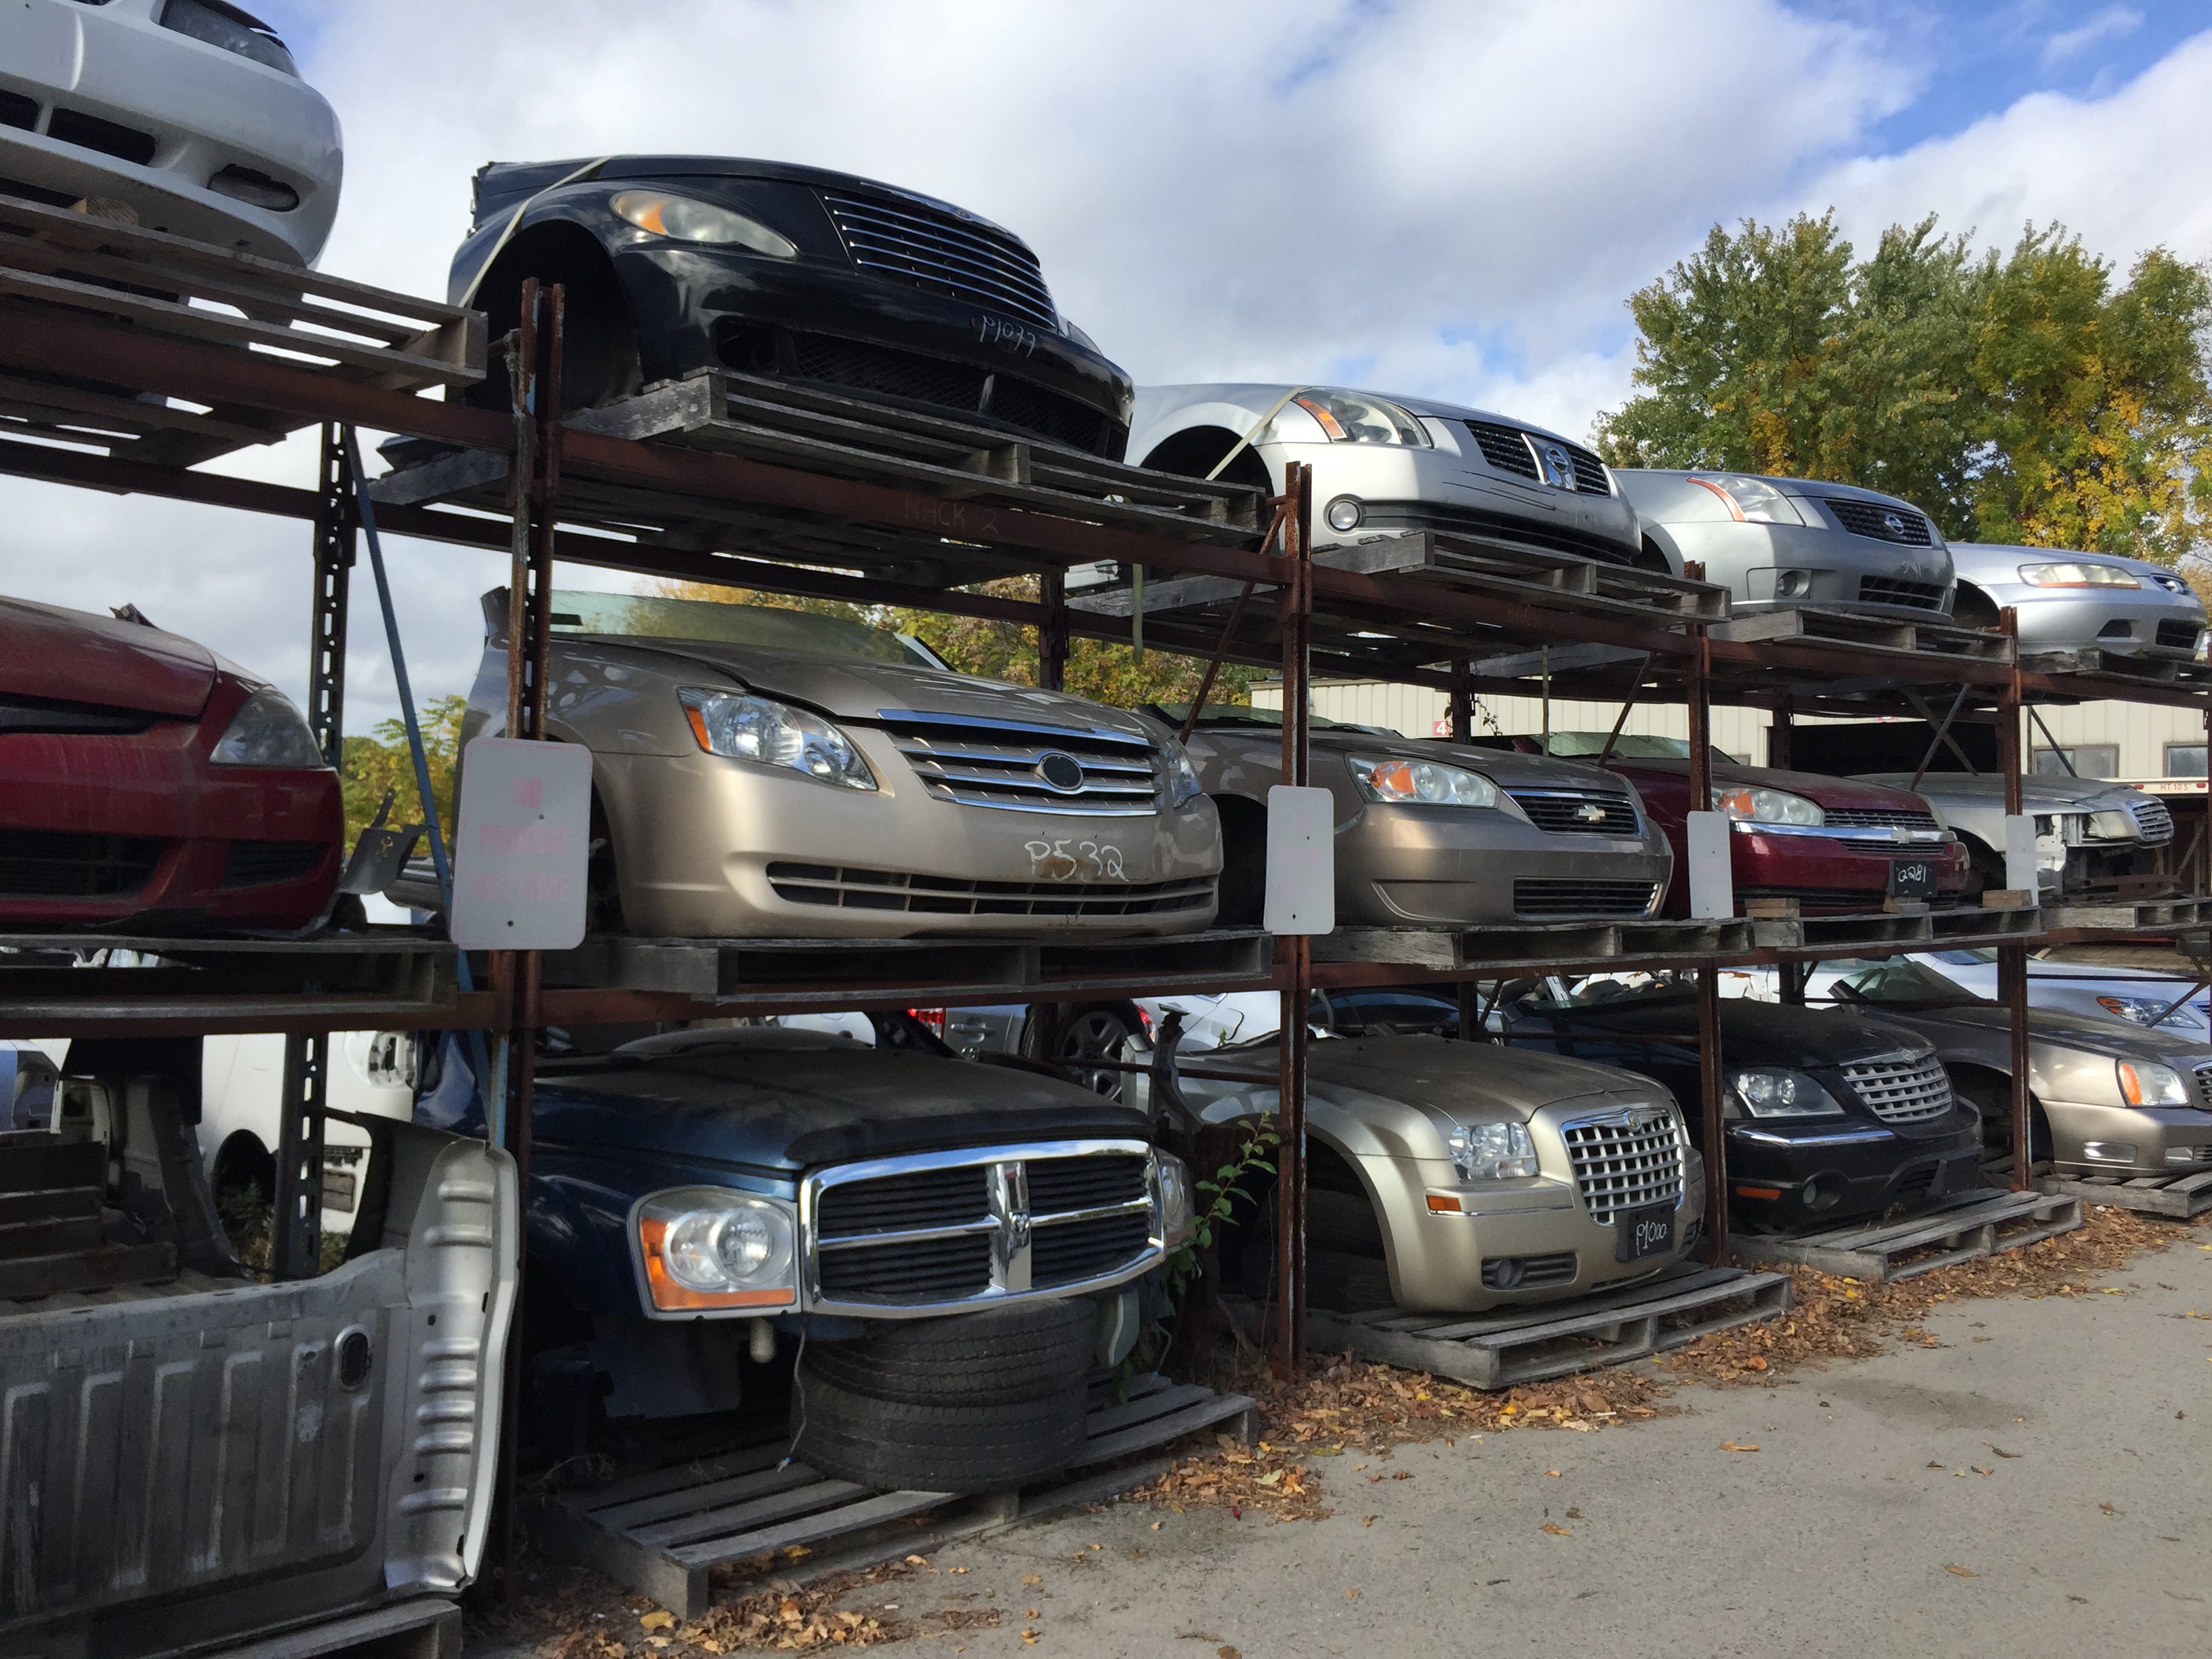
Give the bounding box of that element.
[1730,821,1952,844]
[817,1219,998,1252]
[877,709,1154,748]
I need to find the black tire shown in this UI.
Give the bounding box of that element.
[1246,1187,1397,1311]
[790,1367,1087,1494]
[1307,1187,1387,1255]
[1307,1246,1397,1313]
[800,1300,1095,1408]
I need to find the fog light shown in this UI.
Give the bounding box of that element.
[1776,569,1811,598]
[1324,495,1364,533]
[2165,1147,2203,1167]
[2082,1141,2137,1163]
[1801,1172,1845,1211]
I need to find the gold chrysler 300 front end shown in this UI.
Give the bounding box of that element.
[463,590,1222,939]
[1187,1035,1706,1312]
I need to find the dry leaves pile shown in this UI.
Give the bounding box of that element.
[1661,1204,2202,1386]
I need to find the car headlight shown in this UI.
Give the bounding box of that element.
[1155,1151,1197,1248]
[1347,754,1498,807]
[2018,561,2139,589]
[162,0,298,75]
[1715,784,1824,827]
[1687,474,1803,525]
[1292,389,1431,447]
[209,687,327,768]
[1728,1069,1847,1118]
[1447,1121,1538,1181]
[1159,737,1204,808]
[2097,995,2179,1027]
[2118,1061,2190,1107]
[612,190,800,256]
[636,1187,798,1311]
[2085,809,2141,840]
[679,689,876,790]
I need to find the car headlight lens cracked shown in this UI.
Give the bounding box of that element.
[1729,1069,1847,1118]
[2118,1061,2190,1107]
[210,687,327,768]
[1348,754,1498,807]
[1292,389,1431,447]
[637,1187,797,1311]
[1448,1120,1538,1181]
[680,688,876,790]
[1716,784,1824,827]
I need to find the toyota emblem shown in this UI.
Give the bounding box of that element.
[1038,752,1086,792]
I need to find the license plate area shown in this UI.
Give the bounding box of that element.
[1887,857,1938,899]
[1614,1201,1675,1262]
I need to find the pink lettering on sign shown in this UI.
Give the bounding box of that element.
[475,823,569,856]
[513,777,543,809]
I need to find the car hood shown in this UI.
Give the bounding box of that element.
[1134,384,1592,455]
[1229,1033,1670,1118]
[595,636,1164,738]
[1195,726,1637,793]
[1537,993,1932,1069]
[532,1030,1147,1174]
[1614,469,1932,514]
[1862,1000,2212,1064]
[1609,756,1932,812]
[0,596,216,720]
[1859,771,2147,813]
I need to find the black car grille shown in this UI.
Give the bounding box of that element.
[0,91,37,132]
[1822,807,1942,832]
[767,863,1214,919]
[786,332,989,414]
[1032,1212,1152,1289]
[1561,1113,1685,1224]
[1825,498,1934,545]
[1463,422,1612,496]
[1857,576,1948,611]
[809,1149,1155,1309]
[0,829,165,899]
[1840,1052,1954,1124]
[2156,620,2203,651]
[1513,879,1660,918]
[1481,1252,1578,1290]
[884,713,1162,816]
[985,374,1110,454]
[219,839,325,889]
[821,190,1058,330]
[1555,439,1614,496]
[45,108,159,167]
[2132,797,2175,843]
[1506,790,1639,836]
[1351,499,1637,567]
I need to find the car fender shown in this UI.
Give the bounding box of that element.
[1129,394,1305,474]
[448,180,625,308]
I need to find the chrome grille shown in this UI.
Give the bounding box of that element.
[767,863,1214,918]
[1507,789,1640,836]
[2194,1065,2212,1112]
[1823,807,1942,831]
[1465,420,1540,481]
[1841,1052,1954,1123]
[883,711,1162,815]
[822,190,1058,329]
[2131,797,2175,844]
[1825,499,1934,545]
[1555,438,1616,497]
[1514,878,1662,918]
[806,1143,1158,1312]
[1561,1109,1685,1224]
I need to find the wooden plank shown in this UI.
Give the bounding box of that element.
[1734,1190,2083,1281]
[665,1487,953,1570]
[589,1458,818,1532]
[573,1441,785,1513]
[631,1477,874,1551]
[2039,1169,2212,1219]
[1078,1393,1261,1466]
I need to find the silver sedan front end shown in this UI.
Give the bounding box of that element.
[1948,544,2206,657]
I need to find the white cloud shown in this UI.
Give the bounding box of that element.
[1,2,2206,725]
[2041,5,2142,66]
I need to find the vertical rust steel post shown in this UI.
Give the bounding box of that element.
[1448,656,1472,743]
[1273,462,1314,1377]
[1686,625,1729,1267]
[268,1030,327,1281]
[1768,694,1793,771]
[1997,608,2034,1188]
[306,423,354,768]
[2203,700,2211,898]
[1038,568,1069,693]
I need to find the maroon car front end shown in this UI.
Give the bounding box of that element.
[0,597,341,930]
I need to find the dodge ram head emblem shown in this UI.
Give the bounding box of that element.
[1037,752,1086,792]
[1539,442,1577,491]
[1882,511,1906,536]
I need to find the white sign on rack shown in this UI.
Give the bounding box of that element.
[2004,813,2040,896]
[1263,785,1336,935]
[449,737,594,951]
[1687,810,1734,920]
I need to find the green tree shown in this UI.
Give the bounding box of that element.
[338,694,466,850]
[1594,212,2212,562]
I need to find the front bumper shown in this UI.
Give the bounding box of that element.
[0,0,341,264]
[2041,1100,2212,1177]
[1660,519,1954,623]
[0,722,340,929]
[1980,581,2205,657]
[1726,1110,1984,1229]
[1682,825,1969,915]
[611,245,1132,455]
[1340,803,1672,926]
[596,741,1222,939]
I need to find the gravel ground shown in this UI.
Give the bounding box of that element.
[470,1225,2212,1656]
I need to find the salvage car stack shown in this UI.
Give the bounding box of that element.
[2,81,2212,1656]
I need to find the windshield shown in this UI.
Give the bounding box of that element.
[1833,959,1978,1006]
[1150,703,1388,733]
[546,591,937,668]
[1533,731,1735,765]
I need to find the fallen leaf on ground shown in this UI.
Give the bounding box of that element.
[2100,1503,2117,1515]
[1719,1440,1759,1452]
[2068,1595,2089,1604]
[1540,1523,1572,1537]
[1988,1446,2022,1458]
[1219,1648,1242,1659]
[1972,1466,1993,1476]
[1021,1575,1040,1587]
[1945,1565,1978,1578]
[638,1611,673,1632]
[1544,1469,1561,1477]
[1362,1515,1376,1528]
[1345,1587,1361,1598]
[1565,1507,1582,1519]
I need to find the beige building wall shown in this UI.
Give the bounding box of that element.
[1252,682,2207,782]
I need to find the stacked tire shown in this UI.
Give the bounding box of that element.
[790,1299,1095,1494]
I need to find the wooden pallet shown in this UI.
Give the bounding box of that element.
[1244,1265,1790,1390]
[1928,904,2044,943]
[1713,604,2011,662]
[203,1599,459,1659]
[1313,916,1753,973]
[1730,1187,2083,1282]
[1750,909,1935,950]
[0,190,482,466]
[2022,646,2212,685]
[535,1373,1258,1619]
[373,369,1267,588]
[2044,896,2212,933]
[540,928,1271,1002]
[2037,1168,2212,1219]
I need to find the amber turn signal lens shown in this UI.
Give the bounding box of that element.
[1426,1194,1462,1213]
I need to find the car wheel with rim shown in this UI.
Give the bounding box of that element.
[1054,1004,1140,1099]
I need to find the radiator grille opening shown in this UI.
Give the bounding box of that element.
[1561,1113,1685,1223]
[1825,498,1933,545]
[1513,878,1660,918]
[1031,1211,1151,1288]
[1507,790,1639,836]
[822,189,1059,329]
[0,828,165,899]
[1839,1052,1954,1123]
[219,839,326,889]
